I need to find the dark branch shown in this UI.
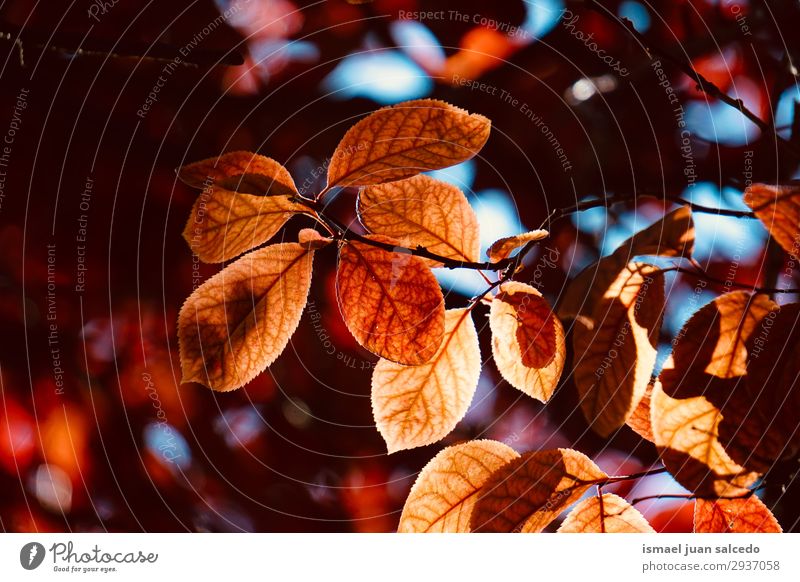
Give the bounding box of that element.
[585,0,800,161]
[668,265,800,295]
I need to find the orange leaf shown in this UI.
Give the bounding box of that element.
[398,440,519,532]
[650,381,758,497]
[183,186,311,263]
[720,302,800,472]
[178,242,314,391]
[298,228,333,250]
[558,493,655,533]
[471,448,607,532]
[372,309,481,452]
[660,291,777,398]
[336,236,445,365]
[744,183,800,259]
[558,206,693,320]
[572,263,665,436]
[178,151,298,196]
[694,496,782,533]
[489,282,565,402]
[614,204,694,261]
[626,380,656,443]
[486,230,549,263]
[655,291,777,486]
[327,99,490,187]
[358,174,480,265]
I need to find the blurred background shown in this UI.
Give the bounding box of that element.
[1,0,799,532]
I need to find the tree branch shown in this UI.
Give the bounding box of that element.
[585,0,800,161]
[668,265,800,294]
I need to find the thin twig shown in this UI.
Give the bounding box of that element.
[631,490,758,505]
[585,0,800,161]
[670,265,800,294]
[300,201,517,271]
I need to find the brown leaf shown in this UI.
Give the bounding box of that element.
[744,183,800,259]
[398,440,519,532]
[615,205,695,261]
[470,448,608,532]
[178,243,314,391]
[653,292,777,493]
[558,493,655,533]
[489,282,565,402]
[660,291,777,399]
[626,380,655,442]
[651,291,778,496]
[719,302,800,472]
[183,186,311,263]
[486,230,549,263]
[558,206,693,320]
[178,151,298,196]
[298,228,333,250]
[358,174,480,265]
[372,309,481,453]
[694,496,782,533]
[650,381,758,497]
[572,263,665,436]
[327,99,491,187]
[336,236,445,365]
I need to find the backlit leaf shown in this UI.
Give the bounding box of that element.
[720,302,800,472]
[744,183,800,259]
[489,282,565,402]
[558,493,655,533]
[694,496,782,533]
[653,291,776,494]
[558,207,693,320]
[336,236,445,365]
[327,99,491,187]
[626,380,655,443]
[298,228,333,250]
[659,291,777,398]
[398,440,519,532]
[615,204,694,261]
[178,151,298,196]
[471,448,607,533]
[358,174,480,265]
[372,309,481,453]
[572,263,665,436]
[486,230,549,263]
[183,186,311,263]
[178,242,314,391]
[650,381,758,497]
